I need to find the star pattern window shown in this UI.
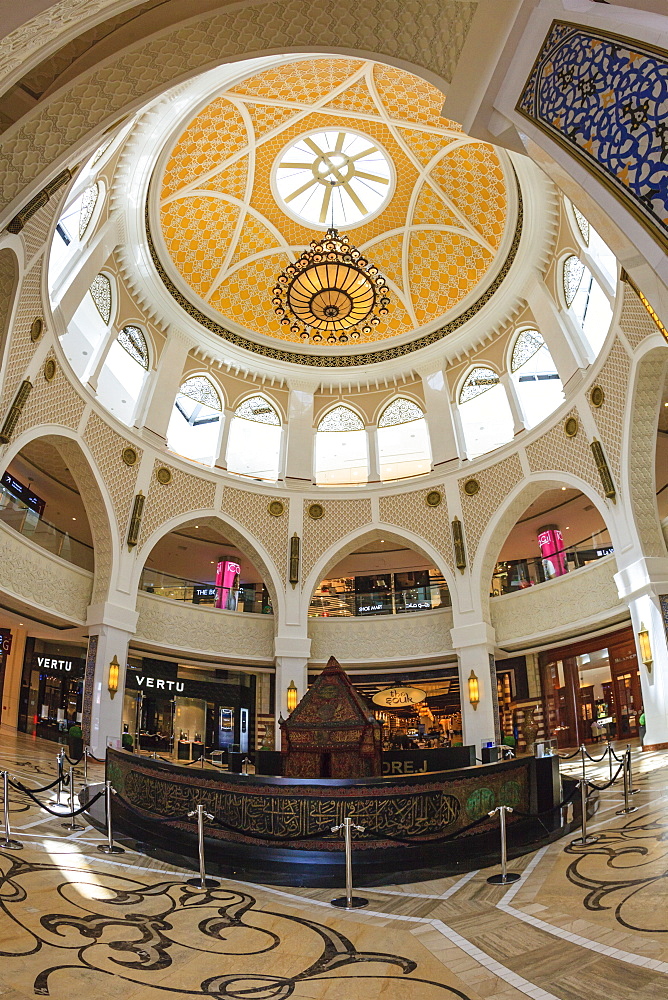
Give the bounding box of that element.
[318,406,364,431]
[459,367,500,403]
[89,274,112,325]
[274,130,393,228]
[117,325,149,370]
[235,396,280,425]
[179,376,221,410]
[78,184,99,239]
[378,398,424,426]
[563,255,586,308]
[573,206,590,245]
[511,330,545,372]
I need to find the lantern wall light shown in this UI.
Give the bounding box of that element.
[637,624,652,670]
[287,680,298,713]
[468,670,480,710]
[108,655,120,696]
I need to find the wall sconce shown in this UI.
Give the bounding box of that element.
[637,624,652,670]
[286,679,298,713]
[289,533,300,588]
[468,670,480,710]
[108,655,120,696]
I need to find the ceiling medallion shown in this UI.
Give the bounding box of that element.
[43,358,57,382]
[463,479,480,496]
[267,499,285,517]
[272,225,390,345]
[425,490,442,507]
[564,415,579,438]
[590,385,604,408]
[156,466,172,485]
[30,317,43,342]
[122,447,138,466]
[308,502,325,520]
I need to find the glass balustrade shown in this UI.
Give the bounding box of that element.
[308,581,452,618]
[0,486,94,571]
[139,567,273,614]
[490,532,614,596]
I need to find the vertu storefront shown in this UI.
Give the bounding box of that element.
[122,658,256,759]
[17,639,87,742]
[540,626,641,748]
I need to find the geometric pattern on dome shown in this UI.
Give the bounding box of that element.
[572,206,590,245]
[118,325,149,369]
[563,255,585,308]
[318,405,364,431]
[89,273,111,324]
[156,58,509,348]
[459,366,500,403]
[79,184,99,240]
[179,375,221,410]
[378,397,423,426]
[235,395,280,424]
[511,329,545,372]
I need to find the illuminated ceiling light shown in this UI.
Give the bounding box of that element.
[273,222,390,344]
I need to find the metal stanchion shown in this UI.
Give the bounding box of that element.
[616,749,638,815]
[627,743,639,794]
[62,767,83,831]
[607,741,613,782]
[98,780,125,854]
[486,806,520,884]
[1,771,22,850]
[330,816,368,909]
[50,750,69,813]
[83,748,88,787]
[571,779,598,845]
[185,804,219,889]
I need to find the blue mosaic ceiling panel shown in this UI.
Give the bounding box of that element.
[517,21,668,251]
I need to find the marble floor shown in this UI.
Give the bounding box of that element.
[0,727,667,1000]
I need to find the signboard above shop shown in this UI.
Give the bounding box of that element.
[1,472,46,516]
[33,653,85,679]
[372,686,427,708]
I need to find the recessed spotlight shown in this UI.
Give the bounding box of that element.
[561,487,566,491]
[72,517,76,520]
[566,526,570,529]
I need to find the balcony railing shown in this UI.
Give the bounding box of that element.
[0,487,94,571]
[308,582,452,618]
[491,532,614,596]
[139,568,273,614]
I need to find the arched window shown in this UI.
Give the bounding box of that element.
[510,330,564,428]
[48,183,104,287]
[78,183,99,239]
[563,255,612,358]
[167,375,222,467]
[572,206,589,245]
[60,272,115,380]
[377,398,431,481]
[96,325,150,425]
[315,405,368,486]
[226,395,281,480]
[458,366,514,459]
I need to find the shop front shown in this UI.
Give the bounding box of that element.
[17,639,87,742]
[540,627,641,748]
[122,658,256,759]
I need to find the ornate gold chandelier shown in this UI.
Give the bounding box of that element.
[272,227,390,344]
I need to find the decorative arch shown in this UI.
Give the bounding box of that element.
[179,373,223,410]
[302,522,459,623]
[132,510,285,623]
[474,473,624,621]
[457,363,514,459]
[0,426,118,604]
[377,396,424,426]
[316,403,365,431]
[234,393,281,424]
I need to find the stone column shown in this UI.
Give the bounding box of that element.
[419,366,461,470]
[615,557,668,750]
[367,424,380,483]
[214,409,234,471]
[0,625,26,730]
[283,380,317,485]
[500,371,526,436]
[450,620,500,750]
[141,328,195,445]
[525,273,589,390]
[83,603,138,757]
[52,212,123,324]
[274,634,310,731]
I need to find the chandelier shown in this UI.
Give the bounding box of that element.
[272,227,390,344]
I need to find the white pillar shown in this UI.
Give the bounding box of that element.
[367,424,380,483]
[525,272,589,390]
[142,328,195,444]
[419,366,461,469]
[214,409,234,471]
[0,626,27,730]
[615,557,668,751]
[274,634,310,729]
[450,620,500,750]
[86,328,116,390]
[283,379,317,485]
[83,603,138,758]
[500,371,526,436]
[53,213,123,324]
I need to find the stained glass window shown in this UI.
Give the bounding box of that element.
[117,325,149,369]
[78,183,99,239]
[511,329,545,372]
[378,398,424,427]
[89,273,112,324]
[459,367,500,403]
[318,405,364,432]
[179,375,221,410]
[235,396,280,425]
[573,206,590,245]
[563,255,585,307]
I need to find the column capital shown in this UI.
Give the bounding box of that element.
[286,377,319,394]
[614,556,668,603]
[274,634,311,659]
[450,620,496,649]
[86,601,138,633]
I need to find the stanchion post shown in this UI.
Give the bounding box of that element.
[83,747,88,786]
[616,749,638,815]
[627,743,639,794]
[486,806,521,884]
[571,779,599,845]
[1,771,22,850]
[185,804,219,889]
[50,749,69,813]
[62,766,83,831]
[98,780,125,854]
[607,741,613,782]
[331,816,368,909]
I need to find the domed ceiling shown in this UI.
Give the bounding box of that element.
[152,58,513,354]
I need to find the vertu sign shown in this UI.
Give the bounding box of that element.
[34,654,85,679]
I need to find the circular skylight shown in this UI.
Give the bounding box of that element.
[273,129,393,228]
